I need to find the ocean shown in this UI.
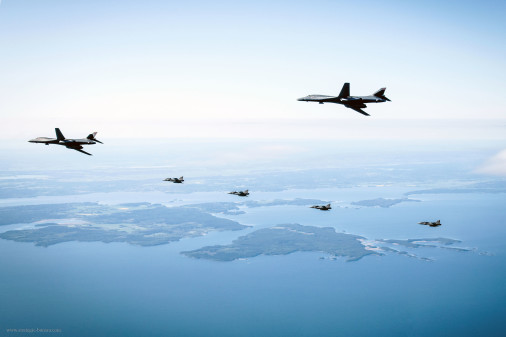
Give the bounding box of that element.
[0,139,505,336]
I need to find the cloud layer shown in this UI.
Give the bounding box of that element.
[477,149,506,176]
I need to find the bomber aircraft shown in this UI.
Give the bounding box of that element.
[29,128,102,156]
[297,82,390,116]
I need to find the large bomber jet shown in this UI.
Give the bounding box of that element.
[297,82,390,116]
[29,128,103,156]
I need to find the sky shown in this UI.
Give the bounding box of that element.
[0,0,505,140]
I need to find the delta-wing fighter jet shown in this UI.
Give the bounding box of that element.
[228,190,249,197]
[298,82,390,116]
[310,204,332,211]
[164,176,184,183]
[29,128,103,156]
[418,220,441,227]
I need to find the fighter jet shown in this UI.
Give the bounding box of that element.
[164,176,184,183]
[418,220,441,227]
[297,82,390,116]
[310,204,332,211]
[29,128,103,156]
[228,190,249,197]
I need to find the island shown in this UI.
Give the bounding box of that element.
[376,238,471,251]
[244,198,331,208]
[0,203,475,261]
[0,202,247,247]
[183,198,330,215]
[351,198,420,208]
[377,238,461,248]
[405,180,506,195]
[182,224,377,262]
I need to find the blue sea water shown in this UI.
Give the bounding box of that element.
[1,140,505,336]
[1,191,505,337]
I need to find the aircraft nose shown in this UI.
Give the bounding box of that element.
[297,97,305,101]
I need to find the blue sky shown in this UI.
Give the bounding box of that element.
[0,0,505,139]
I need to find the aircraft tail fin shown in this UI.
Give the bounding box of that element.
[55,128,65,141]
[338,83,350,98]
[373,87,391,101]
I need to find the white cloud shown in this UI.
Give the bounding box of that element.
[477,149,506,176]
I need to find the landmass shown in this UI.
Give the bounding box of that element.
[182,224,376,262]
[0,202,247,247]
[405,180,506,195]
[376,238,472,253]
[0,202,102,226]
[351,198,420,208]
[244,198,330,208]
[184,199,329,215]
[183,202,244,215]
[0,203,476,261]
[376,238,462,248]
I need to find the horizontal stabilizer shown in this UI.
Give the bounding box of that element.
[373,87,391,101]
[87,132,103,144]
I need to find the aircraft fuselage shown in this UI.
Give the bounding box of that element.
[29,138,96,146]
[297,95,387,105]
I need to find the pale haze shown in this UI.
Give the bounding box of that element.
[0,0,505,140]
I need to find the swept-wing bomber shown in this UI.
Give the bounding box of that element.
[29,128,102,156]
[298,82,390,116]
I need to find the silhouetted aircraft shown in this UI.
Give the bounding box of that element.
[164,176,184,183]
[298,82,390,116]
[418,220,441,227]
[29,128,102,156]
[228,190,249,197]
[310,204,332,211]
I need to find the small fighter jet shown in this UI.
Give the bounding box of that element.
[164,176,184,183]
[418,220,441,227]
[310,204,332,211]
[228,190,249,197]
[297,82,390,116]
[29,128,102,156]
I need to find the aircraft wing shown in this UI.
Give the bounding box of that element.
[65,144,92,156]
[345,104,370,116]
[349,107,370,116]
[28,137,58,143]
[73,148,92,156]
